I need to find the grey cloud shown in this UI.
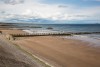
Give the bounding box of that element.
[0,11,6,14]
[2,0,24,5]
[58,5,68,8]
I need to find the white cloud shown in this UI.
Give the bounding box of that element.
[0,0,24,5]
[0,0,100,23]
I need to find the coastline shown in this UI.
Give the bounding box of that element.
[63,35,100,47]
[0,23,100,67]
[22,29,100,47]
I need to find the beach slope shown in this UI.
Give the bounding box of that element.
[13,36,100,67]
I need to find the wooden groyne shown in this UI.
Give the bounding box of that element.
[5,31,100,40]
[11,32,100,37]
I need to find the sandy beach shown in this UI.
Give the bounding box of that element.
[1,29,27,35]
[13,36,100,67]
[0,35,44,67]
[0,28,48,66]
[0,0,100,66]
[0,24,100,67]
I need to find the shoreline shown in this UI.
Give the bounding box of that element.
[0,24,100,67]
[63,35,100,47]
[12,29,100,47]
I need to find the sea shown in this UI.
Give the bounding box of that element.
[14,24,100,32]
[13,23,100,46]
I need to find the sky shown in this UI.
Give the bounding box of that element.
[0,0,100,24]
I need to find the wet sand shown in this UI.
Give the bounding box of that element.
[13,36,100,67]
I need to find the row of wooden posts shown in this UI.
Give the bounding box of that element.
[2,31,100,40]
[11,31,100,37]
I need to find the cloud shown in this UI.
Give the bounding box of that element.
[1,0,24,5]
[0,0,100,23]
[58,5,68,8]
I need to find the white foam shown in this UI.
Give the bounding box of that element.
[23,29,59,34]
[23,30,33,34]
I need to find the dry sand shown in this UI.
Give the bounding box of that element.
[1,29,27,35]
[13,36,100,67]
[0,35,45,67]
